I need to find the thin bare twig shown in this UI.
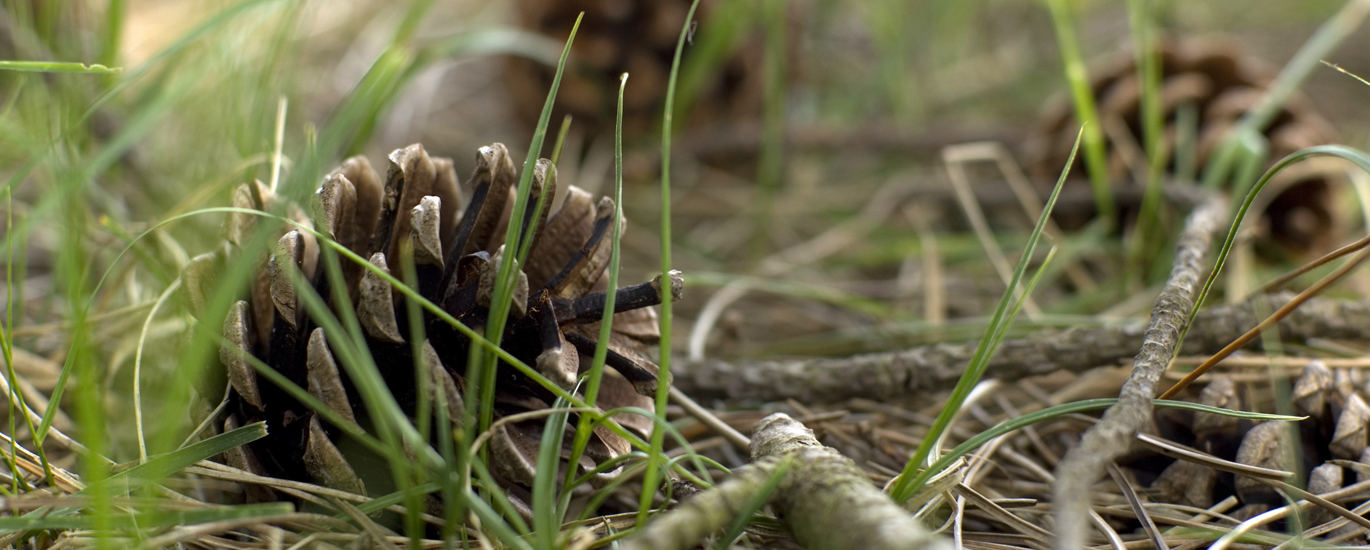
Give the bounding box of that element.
[668,387,750,450]
[1052,195,1226,550]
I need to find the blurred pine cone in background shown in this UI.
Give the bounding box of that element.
[1148,362,1370,523]
[1024,39,1344,259]
[186,143,681,515]
[505,0,764,143]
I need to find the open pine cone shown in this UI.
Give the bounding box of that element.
[1147,363,1370,531]
[953,358,1370,544]
[185,143,682,515]
[1024,38,1344,258]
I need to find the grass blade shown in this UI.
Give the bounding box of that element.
[561,72,630,522]
[534,400,573,550]
[1175,144,1370,378]
[95,421,267,493]
[640,0,703,525]
[474,12,583,443]
[897,398,1301,499]
[0,61,121,73]
[1043,0,1114,228]
[713,457,792,550]
[889,128,1082,503]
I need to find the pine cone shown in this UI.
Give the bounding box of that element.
[1151,363,1370,529]
[186,143,682,515]
[505,0,763,141]
[962,362,1370,543]
[1024,38,1343,258]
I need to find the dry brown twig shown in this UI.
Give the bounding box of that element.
[676,290,1370,404]
[1051,195,1227,550]
[1159,239,1370,399]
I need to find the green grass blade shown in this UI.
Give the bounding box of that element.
[398,248,431,545]
[1180,144,1370,356]
[889,128,1081,503]
[1239,0,1370,134]
[713,457,792,550]
[1174,102,1200,183]
[550,114,573,166]
[475,12,583,443]
[100,0,125,73]
[561,72,629,522]
[0,61,121,73]
[534,400,573,550]
[424,28,561,64]
[749,0,787,260]
[866,0,919,123]
[1200,0,1369,193]
[90,421,266,495]
[392,0,438,46]
[640,0,703,526]
[897,398,1302,499]
[1043,0,1114,228]
[1124,0,1167,290]
[1,187,47,489]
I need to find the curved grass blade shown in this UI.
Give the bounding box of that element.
[1163,144,1370,398]
[897,398,1301,500]
[475,11,583,445]
[889,128,1081,504]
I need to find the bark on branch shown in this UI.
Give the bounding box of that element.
[622,413,952,550]
[1051,196,1227,550]
[676,292,1370,404]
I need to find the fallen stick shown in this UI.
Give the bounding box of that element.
[616,458,780,550]
[675,291,1370,404]
[1051,195,1227,549]
[621,413,952,550]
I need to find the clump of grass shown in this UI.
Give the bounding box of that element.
[0,0,700,547]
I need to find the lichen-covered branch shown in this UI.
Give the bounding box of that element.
[675,292,1370,404]
[617,461,781,550]
[1051,196,1227,550]
[750,414,952,550]
[622,414,951,550]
